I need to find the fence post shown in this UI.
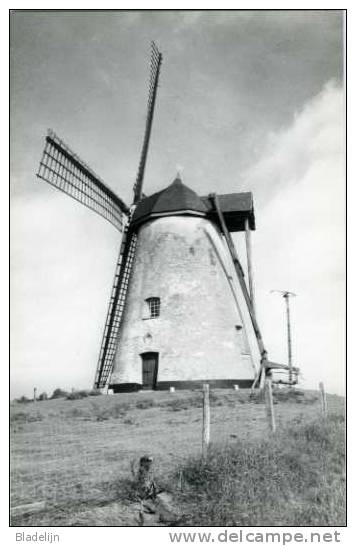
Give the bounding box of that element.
[202,384,210,459]
[264,379,276,432]
[178,468,183,491]
[33,387,37,403]
[319,382,327,416]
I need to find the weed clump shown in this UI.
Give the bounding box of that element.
[66,389,102,400]
[10,412,43,425]
[177,414,345,526]
[136,399,156,410]
[15,396,32,404]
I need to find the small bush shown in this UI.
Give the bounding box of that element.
[66,389,102,400]
[66,390,89,400]
[15,395,31,404]
[50,388,69,399]
[88,389,102,396]
[38,392,48,401]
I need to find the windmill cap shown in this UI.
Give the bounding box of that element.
[131,175,208,226]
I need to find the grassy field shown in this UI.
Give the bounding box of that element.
[10,388,345,526]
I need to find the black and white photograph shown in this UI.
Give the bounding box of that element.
[10,9,345,530]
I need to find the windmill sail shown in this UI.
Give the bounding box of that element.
[94,228,138,389]
[94,43,163,389]
[37,130,129,231]
[133,41,163,203]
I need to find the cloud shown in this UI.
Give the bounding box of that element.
[242,80,345,393]
[10,189,120,397]
[242,80,343,198]
[10,80,344,398]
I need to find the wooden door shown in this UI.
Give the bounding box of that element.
[141,352,159,389]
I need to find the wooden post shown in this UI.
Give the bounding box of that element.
[264,379,276,432]
[319,382,327,416]
[136,455,156,499]
[202,384,210,459]
[33,387,37,403]
[178,469,183,491]
[260,353,267,389]
[244,217,256,316]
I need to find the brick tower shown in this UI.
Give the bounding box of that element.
[109,177,260,392]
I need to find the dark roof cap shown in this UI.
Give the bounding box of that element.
[131,176,208,225]
[201,192,255,231]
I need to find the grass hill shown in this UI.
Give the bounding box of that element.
[10,388,345,526]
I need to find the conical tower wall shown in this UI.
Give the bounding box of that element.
[110,215,259,392]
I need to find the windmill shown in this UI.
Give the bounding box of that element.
[36,42,286,393]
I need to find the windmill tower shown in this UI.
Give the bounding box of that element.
[36,43,277,392]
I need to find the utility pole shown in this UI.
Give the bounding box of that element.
[271,290,297,385]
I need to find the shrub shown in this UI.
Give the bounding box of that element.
[50,388,69,399]
[88,389,102,396]
[38,392,48,401]
[16,395,31,404]
[66,389,102,400]
[66,390,89,400]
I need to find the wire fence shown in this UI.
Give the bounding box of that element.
[10,386,327,523]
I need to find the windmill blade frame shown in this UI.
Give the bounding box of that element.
[94,227,138,389]
[37,129,129,231]
[133,41,163,203]
[94,43,163,389]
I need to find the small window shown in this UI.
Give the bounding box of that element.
[146,297,160,318]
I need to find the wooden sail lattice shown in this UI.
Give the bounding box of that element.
[36,43,163,391]
[95,42,163,389]
[37,130,129,231]
[133,41,163,203]
[94,228,138,389]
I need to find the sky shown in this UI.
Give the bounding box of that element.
[10,10,345,398]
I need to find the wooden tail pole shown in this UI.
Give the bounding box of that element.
[244,217,256,316]
[265,379,276,432]
[202,384,210,459]
[319,382,327,416]
[210,193,266,358]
